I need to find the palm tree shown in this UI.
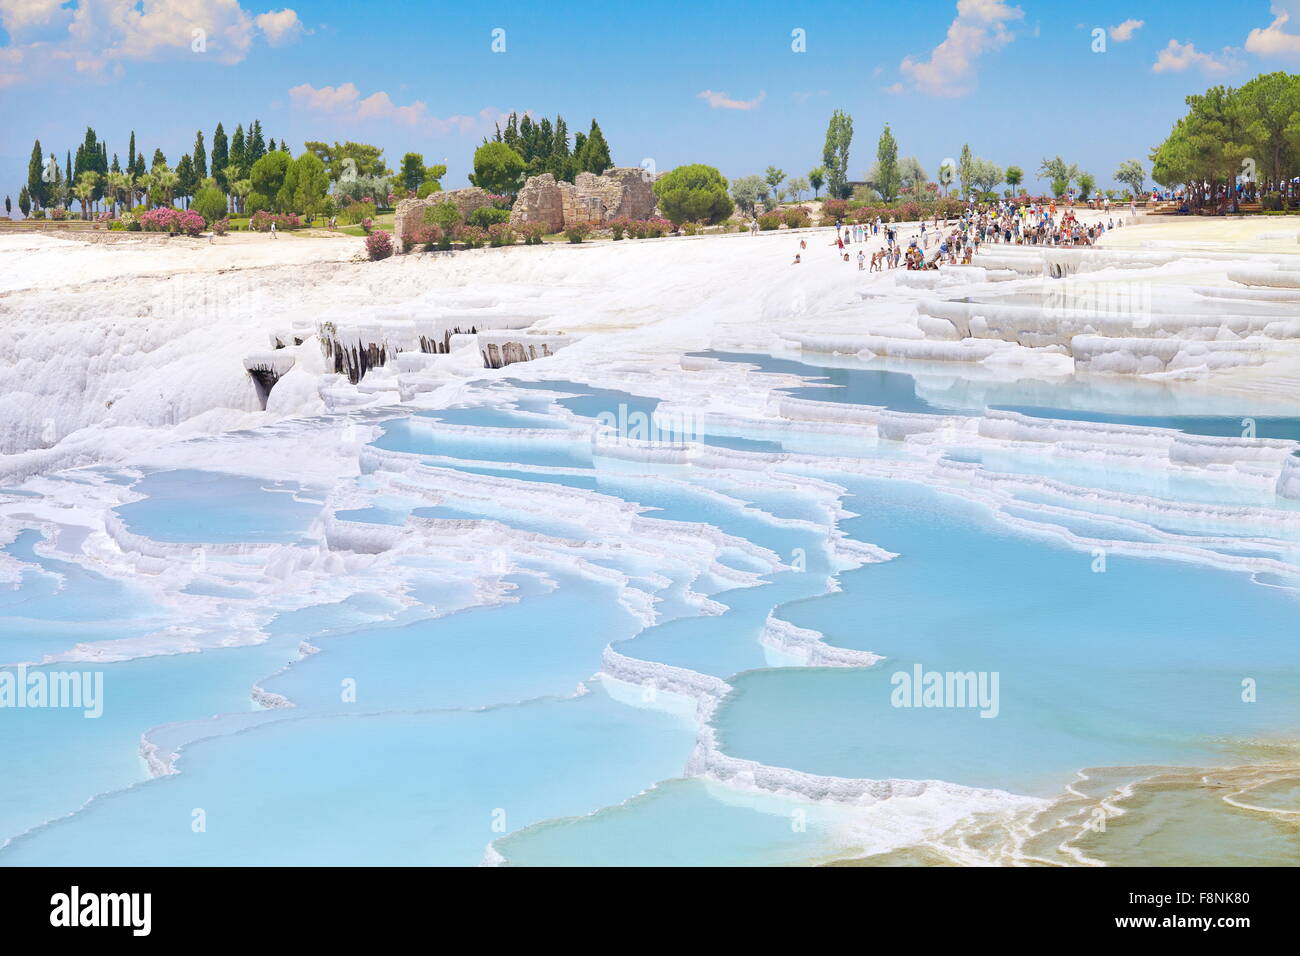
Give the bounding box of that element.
[149,166,179,208]
[230,178,252,215]
[74,172,99,220]
[104,171,130,216]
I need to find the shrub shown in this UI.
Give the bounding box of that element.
[487,222,515,247]
[609,216,630,240]
[119,211,139,231]
[467,206,511,228]
[365,230,394,260]
[340,199,376,225]
[564,221,592,243]
[683,221,701,235]
[782,206,811,229]
[109,220,125,231]
[192,185,228,224]
[458,225,487,248]
[211,218,229,236]
[50,208,67,221]
[642,217,672,237]
[361,217,374,235]
[249,210,302,232]
[757,211,783,231]
[652,164,733,224]
[139,207,205,236]
[424,201,463,244]
[821,198,849,220]
[1262,192,1283,211]
[518,222,546,245]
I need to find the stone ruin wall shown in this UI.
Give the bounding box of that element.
[510,167,660,234]
[393,187,497,252]
[394,168,661,251]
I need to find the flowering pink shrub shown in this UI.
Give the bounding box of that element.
[96,211,113,223]
[487,193,512,209]
[361,217,375,235]
[457,225,487,248]
[564,221,592,243]
[365,230,393,260]
[642,217,672,238]
[518,222,546,245]
[782,206,811,228]
[608,216,631,240]
[140,207,205,236]
[50,208,67,221]
[757,211,783,231]
[212,218,229,236]
[487,222,515,247]
[821,198,849,220]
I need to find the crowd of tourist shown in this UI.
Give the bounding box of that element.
[788,197,1133,271]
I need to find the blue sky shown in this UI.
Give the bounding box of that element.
[2,0,1298,205]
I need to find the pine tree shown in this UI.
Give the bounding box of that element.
[579,120,611,175]
[18,186,30,217]
[111,153,121,174]
[248,121,265,164]
[151,148,166,169]
[127,132,136,175]
[212,123,229,190]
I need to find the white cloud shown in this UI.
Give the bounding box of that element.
[898,0,1024,97]
[1109,19,1144,42]
[0,0,69,34]
[1151,38,1236,74]
[0,0,304,82]
[696,89,766,110]
[255,8,303,46]
[288,82,512,136]
[1245,3,1300,56]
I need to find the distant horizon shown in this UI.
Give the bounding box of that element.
[2,1,1298,206]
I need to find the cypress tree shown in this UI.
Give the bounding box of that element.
[193,130,207,180]
[212,123,229,189]
[28,139,45,209]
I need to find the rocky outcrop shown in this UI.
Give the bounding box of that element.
[509,167,659,234]
[394,187,498,252]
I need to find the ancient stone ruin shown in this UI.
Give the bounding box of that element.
[393,187,498,252]
[393,168,660,253]
[510,168,659,234]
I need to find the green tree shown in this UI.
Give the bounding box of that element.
[1039,156,1079,195]
[399,152,425,193]
[808,166,825,198]
[73,172,99,219]
[27,139,46,210]
[287,152,330,215]
[874,123,898,202]
[787,176,810,201]
[212,123,229,191]
[468,141,526,195]
[822,110,854,199]
[1114,159,1144,196]
[653,164,733,224]
[576,120,612,175]
[192,181,228,222]
[248,150,290,213]
[1077,171,1096,200]
[731,175,765,215]
[18,186,30,217]
[958,143,973,199]
[176,154,197,206]
[764,166,786,199]
[248,120,266,165]
[230,125,247,180]
[193,130,207,180]
[1005,165,1023,194]
[968,158,1004,198]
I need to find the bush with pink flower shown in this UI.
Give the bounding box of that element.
[365,230,394,260]
[212,218,229,236]
[139,207,205,236]
[249,210,303,232]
